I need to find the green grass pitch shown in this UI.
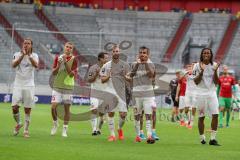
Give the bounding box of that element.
[0,103,240,160]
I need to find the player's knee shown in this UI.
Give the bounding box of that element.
[219,107,224,112]
[108,112,114,117]
[134,114,140,121]
[145,114,151,120]
[120,112,127,119]
[198,117,205,122]
[12,105,19,114]
[92,109,98,114]
[51,103,58,109]
[152,108,156,113]
[212,114,218,119]
[99,112,104,117]
[24,108,31,114]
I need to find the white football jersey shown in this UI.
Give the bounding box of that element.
[131,59,155,92]
[13,52,39,87]
[100,60,129,91]
[185,74,197,96]
[88,63,106,90]
[235,84,240,98]
[192,62,219,96]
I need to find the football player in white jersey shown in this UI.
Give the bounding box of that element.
[193,48,220,146]
[184,62,197,129]
[87,52,109,136]
[100,45,130,142]
[130,46,156,144]
[11,38,39,138]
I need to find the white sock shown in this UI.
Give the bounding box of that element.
[211,130,217,140]
[152,129,156,133]
[53,120,58,125]
[146,120,152,137]
[108,117,115,136]
[13,113,21,125]
[118,117,125,129]
[190,115,194,126]
[134,120,140,136]
[63,125,68,131]
[140,130,144,134]
[200,134,206,141]
[24,114,30,132]
[184,113,189,123]
[91,117,98,132]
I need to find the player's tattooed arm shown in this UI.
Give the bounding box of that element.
[145,63,155,78]
[28,55,38,68]
[52,64,60,75]
[88,67,99,83]
[125,72,132,82]
[124,64,132,82]
[193,70,203,85]
[101,68,111,83]
[194,63,204,85]
[129,62,139,78]
[64,58,75,77]
[12,51,25,68]
[167,82,172,96]
[175,83,180,102]
[213,63,220,85]
[52,57,61,75]
[101,74,110,83]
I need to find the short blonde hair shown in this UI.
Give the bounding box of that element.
[112,44,119,50]
[65,42,74,47]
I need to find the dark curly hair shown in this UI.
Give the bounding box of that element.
[200,48,213,65]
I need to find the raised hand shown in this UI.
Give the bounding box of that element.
[96,68,100,76]
[58,55,63,64]
[136,58,141,64]
[200,62,206,71]
[21,47,27,56]
[62,54,67,63]
[214,62,220,72]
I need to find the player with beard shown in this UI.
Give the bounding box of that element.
[87,52,109,135]
[100,45,130,141]
[130,46,156,144]
[11,38,39,138]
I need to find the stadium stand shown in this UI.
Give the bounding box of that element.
[0,3,60,68]
[0,2,239,85]
[43,6,183,61]
[172,13,231,66]
[0,4,61,85]
[224,21,240,77]
[215,17,238,62]
[0,25,19,83]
